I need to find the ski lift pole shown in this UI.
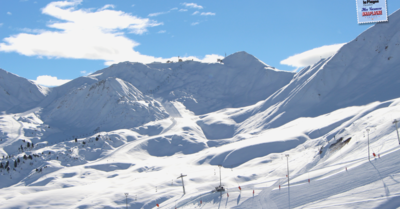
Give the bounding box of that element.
[285,154,290,188]
[218,165,222,187]
[285,154,291,209]
[393,119,400,144]
[124,193,128,209]
[177,173,187,195]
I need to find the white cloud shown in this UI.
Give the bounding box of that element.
[191,22,199,26]
[80,70,92,76]
[32,75,71,87]
[0,0,164,65]
[104,53,223,65]
[200,12,215,16]
[192,11,199,15]
[197,54,224,63]
[162,54,224,63]
[148,7,178,17]
[7,12,12,15]
[0,23,3,27]
[158,30,166,33]
[182,3,203,9]
[149,11,169,17]
[280,43,346,69]
[19,28,47,33]
[0,0,221,66]
[99,4,115,11]
[179,9,188,12]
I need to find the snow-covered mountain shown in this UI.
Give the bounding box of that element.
[233,9,400,134]
[41,77,169,133]
[0,68,49,113]
[1,9,400,209]
[31,51,294,136]
[77,51,294,115]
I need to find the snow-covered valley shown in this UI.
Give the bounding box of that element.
[1,8,400,209]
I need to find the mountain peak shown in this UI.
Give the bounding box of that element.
[223,51,270,69]
[42,77,168,131]
[0,68,49,113]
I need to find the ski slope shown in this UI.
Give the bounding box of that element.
[1,8,400,209]
[1,96,400,208]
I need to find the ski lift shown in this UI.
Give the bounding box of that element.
[214,165,225,192]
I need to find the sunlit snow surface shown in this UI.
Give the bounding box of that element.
[1,9,400,209]
[2,99,400,209]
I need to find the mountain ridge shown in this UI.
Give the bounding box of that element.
[234,9,400,134]
[0,68,49,114]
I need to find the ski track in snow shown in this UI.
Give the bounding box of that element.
[0,115,23,155]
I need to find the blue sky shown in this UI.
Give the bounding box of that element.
[1,0,399,86]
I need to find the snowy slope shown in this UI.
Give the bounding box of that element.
[2,92,400,208]
[233,9,400,134]
[41,77,169,134]
[38,75,99,109]
[86,51,294,115]
[29,51,294,135]
[0,68,49,113]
